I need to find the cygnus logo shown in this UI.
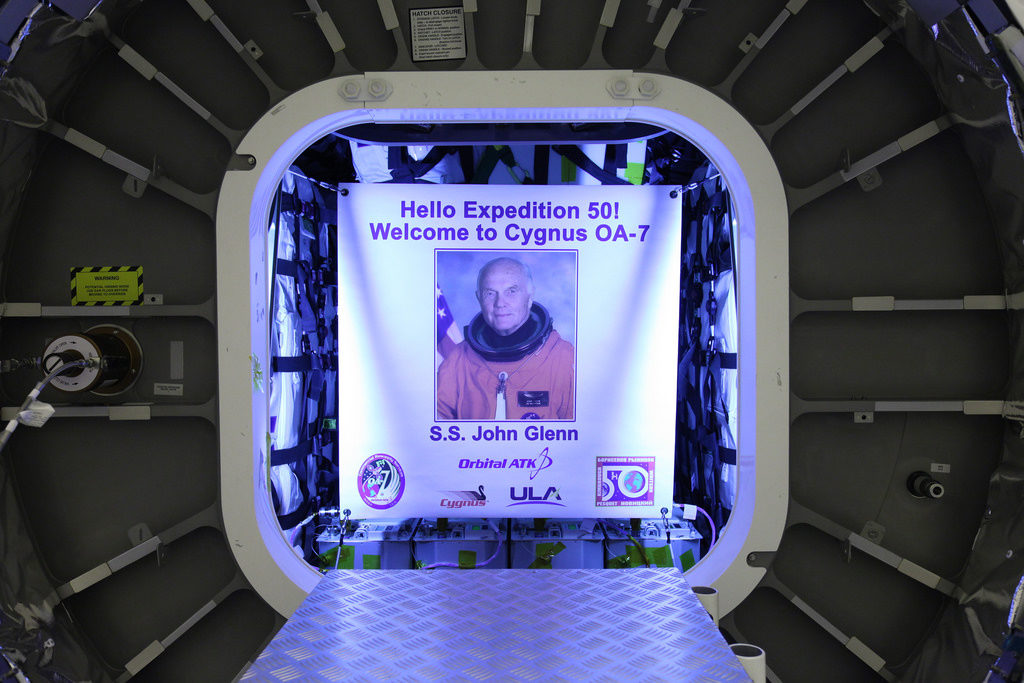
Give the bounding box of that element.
[440,485,487,509]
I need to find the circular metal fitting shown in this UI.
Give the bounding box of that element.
[41,325,143,395]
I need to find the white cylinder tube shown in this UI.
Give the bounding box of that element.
[692,585,719,625]
[730,643,765,683]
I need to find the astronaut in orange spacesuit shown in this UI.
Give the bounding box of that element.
[437,257,574,421]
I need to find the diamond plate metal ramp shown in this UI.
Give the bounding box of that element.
[243,568,750,682]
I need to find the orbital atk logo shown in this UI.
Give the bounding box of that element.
[457,447,554,480]
[357,454,405,509]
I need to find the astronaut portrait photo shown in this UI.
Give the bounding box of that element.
[435,250,577,421]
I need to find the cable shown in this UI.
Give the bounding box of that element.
[420,519,504,570]
[674,503,718,547]
[0,359,91,458]
[334,509,351,570]
[288,506,341,546]
[695,506,717,547]
[627,534,652,567]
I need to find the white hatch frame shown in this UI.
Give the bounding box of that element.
[216,70,788,618]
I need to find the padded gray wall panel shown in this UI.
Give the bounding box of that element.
[789,130,1002,299]
[771,45,942,188]
[321,0,398,72]
[732,587,885,682]
[732,0,883,125]
[206,0,334,91]
[133,590,278,683]
[791,311,1009,400]
[4,143,214,306]
[473,0,529,69]
[121,0,270,130]
[791,413,1003,578]
[9,418,217,582]
[532,0,604,70]
[665,0,790,87]
[61,50,231,194]
[62,527,235,669]
[773,524,949,668]
[601,0,670,68]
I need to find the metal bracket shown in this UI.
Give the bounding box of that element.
[127,522,153,546]
[745,551,775,568]
[122,174,146,198]
[860,520,885,544]
[605,76,661,100]
[227,153,257,171]
[857,167,882,191]
[243,39,263,60]
[338,77,392,102]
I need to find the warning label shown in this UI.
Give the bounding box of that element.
[70,266,144,306]
[409,7,466,62]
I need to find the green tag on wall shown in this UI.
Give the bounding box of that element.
[679,549,696,570]
[529,541,566,569]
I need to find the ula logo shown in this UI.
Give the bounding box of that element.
[508,486,565,507]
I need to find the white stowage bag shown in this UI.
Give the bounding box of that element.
[268,171,313,517]
[715,269,738,511]
[270,465,304,519]
[351,143,464,184]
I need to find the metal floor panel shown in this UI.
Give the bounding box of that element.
[243,568,750,682]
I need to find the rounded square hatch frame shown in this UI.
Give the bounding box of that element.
[216,70,788,618]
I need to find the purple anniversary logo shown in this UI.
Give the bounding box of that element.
[358,453,406,509]
[596,456,655,507]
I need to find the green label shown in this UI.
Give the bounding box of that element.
[318,544,354,570]
[625,161,644,185]
[609,544,674,568]
[458,550,477,568]
[646,544,673,568]
[561,156,577,183]
[679,549,696,571]
[362,554,381,570]
[529,541,567,569]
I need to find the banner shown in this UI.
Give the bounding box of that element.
[337,183,682,518]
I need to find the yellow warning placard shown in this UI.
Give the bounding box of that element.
[70,266,143,306]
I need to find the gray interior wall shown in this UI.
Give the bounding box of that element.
[0,0,1021,680]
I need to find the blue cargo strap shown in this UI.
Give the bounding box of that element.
[552,145,630,185]
[388,145,459,183]
[273,355,318,373]
[271,440,312,467]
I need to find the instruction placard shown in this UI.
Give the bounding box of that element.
[70,266,144,306]
[409,7,466,62]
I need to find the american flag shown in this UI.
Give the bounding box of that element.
[436,286,463,358]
